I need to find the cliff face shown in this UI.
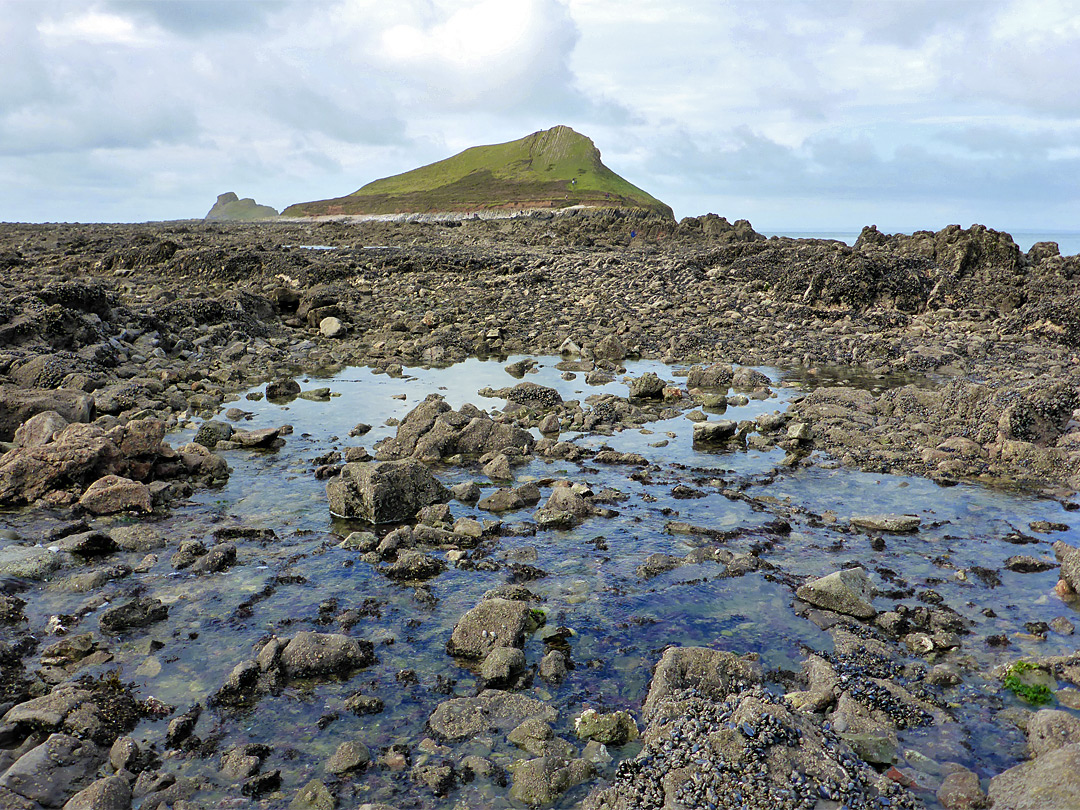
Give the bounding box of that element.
[282,126,673,219]
[205,192,278,221]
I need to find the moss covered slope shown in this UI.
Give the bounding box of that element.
[283,126,672,218]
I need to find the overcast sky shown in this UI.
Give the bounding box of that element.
[2,0,1078,233]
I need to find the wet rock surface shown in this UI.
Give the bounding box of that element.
[1,215,1079,809]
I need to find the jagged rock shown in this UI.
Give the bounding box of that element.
[205,192,278,221]
[61,775,132,810]
[326,460,450,523]
[937,768,984,810]
[796,568,877,619]
[628,372,664,399]
[642,647,762,723]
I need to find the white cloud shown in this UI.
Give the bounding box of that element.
[0,0,1077,229]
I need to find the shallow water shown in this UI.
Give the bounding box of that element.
[2,356,1079,808]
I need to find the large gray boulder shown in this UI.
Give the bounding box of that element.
[326,460,450,523]
[279,631,375,679]
[0,733,101,807]
[796,567,877,619]
[1027,709,1080,757]
[988,742,1080,809]
[428,690,557,740]
[446,598,535,659]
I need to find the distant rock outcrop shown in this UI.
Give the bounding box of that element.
[283,126,673,218]
[205,192,278,221]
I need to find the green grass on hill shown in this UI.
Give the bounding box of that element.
[283,126,672,218]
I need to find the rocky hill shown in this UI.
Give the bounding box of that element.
[282,126,673,218]
[205,192,278,221]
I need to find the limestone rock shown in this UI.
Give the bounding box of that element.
[0,733,101,807]
[988,742,1080,809]
[796,568,877,619]
[1027,708,1080,757]
[280,631,375,679]
[77,475,152,515]
[326,460,450,523]
[642,647,762,724]
[428,690,557,741]
[850,514,921,532]
[447,598,534,659]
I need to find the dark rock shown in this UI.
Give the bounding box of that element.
[99,597,168,634]
[326,460,450,523]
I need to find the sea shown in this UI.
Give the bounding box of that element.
[764,229,1080,257]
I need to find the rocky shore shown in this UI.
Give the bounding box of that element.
[1,211,1079,809]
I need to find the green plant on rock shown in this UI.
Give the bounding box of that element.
[527,608,547,631]
[1003,660,1053,705]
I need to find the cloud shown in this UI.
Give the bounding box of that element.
[0,0,1077,229]
[104,0,289,36]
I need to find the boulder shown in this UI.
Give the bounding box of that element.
[988,742,1080,809]
[447,598,535,659]
[319,317,345,338]
[428,690,557,740]
[574,709,638,746]
[77,475,152,515]
[61,776,131,810]
[510,755,594,806]
[480,647,527,686]
[1054,541,1080,593]
[0,733,101,807]
[936,768,984,810]
[0,386,94,442]
[796,568,877,619]
[628,372,664,399]
[326,460,450,523]
[641,647,762,723]
[266,379,300,401]
[692,420,737,443]
[687,363,734,389]
[1027,708,1080,757]
[99,597,168,634]
[279,631,375,678]
[385,550,446,582]
[325,741,370,775]
[13,411,69,448]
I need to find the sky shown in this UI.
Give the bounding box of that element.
[1,0,1079,234]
